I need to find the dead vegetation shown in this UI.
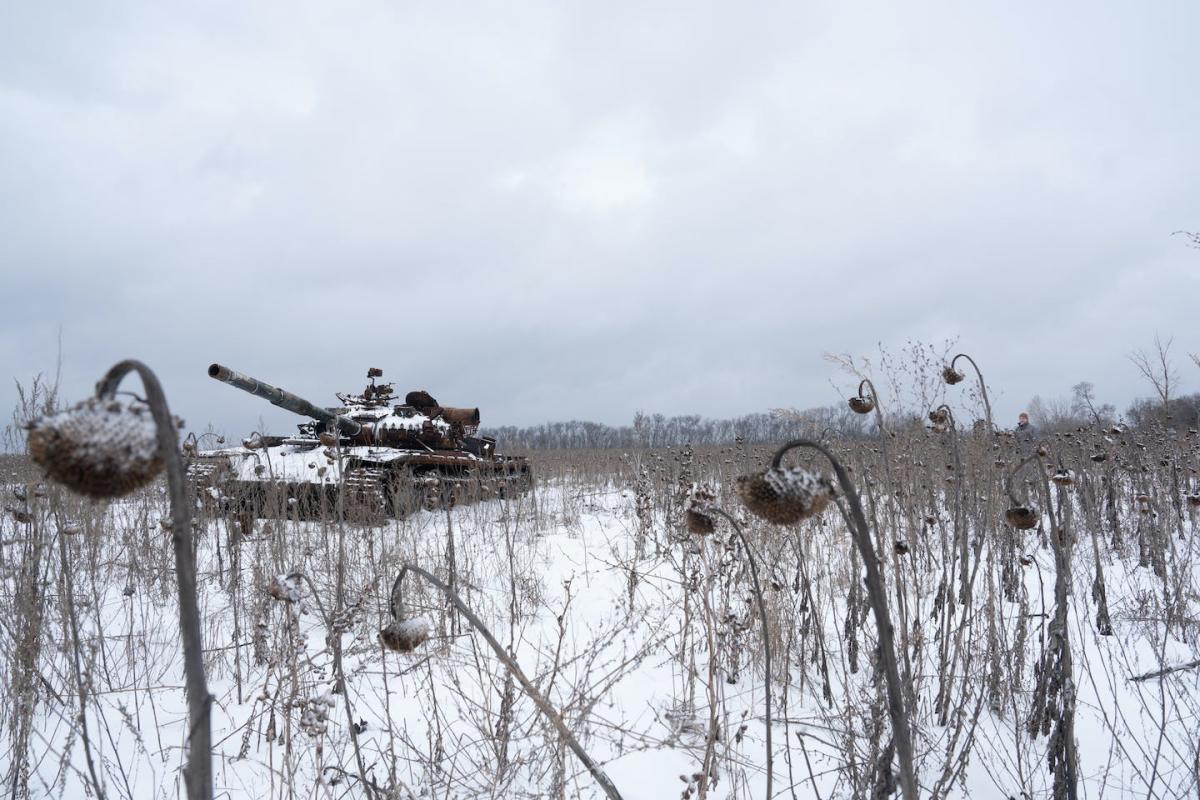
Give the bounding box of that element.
[2,353,1199,799]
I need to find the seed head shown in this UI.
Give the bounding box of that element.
[735,468,833,525]
[685,509,715,535]
[848,396,875,415]
[267,574,303,603]
[1005,506,1040,530]
[27,398,164,499]
[379,616,432,652]
[684,483,718,535]
[1051,469,1075,487]
[942,366,965,385]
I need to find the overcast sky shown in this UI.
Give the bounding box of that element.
[2,1,1198,441]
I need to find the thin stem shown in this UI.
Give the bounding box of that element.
[55,520,106,800]
[935,404,971,607]
[388,564,624,800]
[1006,453,1044,507]
[710,508,773,800]
[950,353,994,433]
[770,439,917,800]
[858,378,888,439]
[1040,463,1079,799]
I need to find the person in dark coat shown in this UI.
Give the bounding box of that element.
[1016,412,1036,454]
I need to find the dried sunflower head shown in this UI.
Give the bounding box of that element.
[27,398,164,499]
[1051,469,1075,487]
[684,483,718,535]
[942,366,966,385]
[267,574,303,604]
[1004,506,1040,530]
[848,396,875,415]
[379,617,431,652]
[735,468,833,525]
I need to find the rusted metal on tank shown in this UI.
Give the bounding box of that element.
[405,390,438,410]
[440,407,481,426]
[195,365,531,521]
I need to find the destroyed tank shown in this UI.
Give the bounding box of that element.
[188,364,532,522]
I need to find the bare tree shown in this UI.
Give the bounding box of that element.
[1128,334,1179,415]
[1027,394,1077,432]
[1070,381,1115,427]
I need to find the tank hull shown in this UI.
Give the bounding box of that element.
[198,364,531,523]
[188,440,532,523]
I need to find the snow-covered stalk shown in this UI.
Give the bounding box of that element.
[53,509,106,800]
[934,404,971,607]
[707,507,773,800]
[384,564,625,800]
[94,361,211,800]
[767,439,917,800]
[30,360,216,800]
[1019,453,1080,800]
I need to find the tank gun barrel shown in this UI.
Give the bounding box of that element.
[208,363,362,437]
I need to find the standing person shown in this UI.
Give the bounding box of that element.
[1016,412,1036,454]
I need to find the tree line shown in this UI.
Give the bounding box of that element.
[482,405,870,451]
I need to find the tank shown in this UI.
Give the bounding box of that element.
[188,364,532,523]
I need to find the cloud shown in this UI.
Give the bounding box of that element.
[2,0,1199,444]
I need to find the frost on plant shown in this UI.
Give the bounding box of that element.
[379,616,432,652]
[736,467,833,525]
[27,398,164,498]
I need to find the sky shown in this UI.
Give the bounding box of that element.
[2,1,1198,442]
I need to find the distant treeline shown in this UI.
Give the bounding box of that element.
[1026,381,1200,434]
[484,390,1200,451]
[483,405,871,450]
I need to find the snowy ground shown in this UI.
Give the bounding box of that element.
[2,458,1198,799]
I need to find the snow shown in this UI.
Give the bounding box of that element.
[376,411,450,433]
[33,398,160,462]
[2,468,1198,799]
[200,443,467,484]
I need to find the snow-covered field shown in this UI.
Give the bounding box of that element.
[2,440,1198,799]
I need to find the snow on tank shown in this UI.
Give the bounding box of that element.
[188,365,531,527]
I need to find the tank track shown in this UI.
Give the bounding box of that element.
[186,460,226,505]
[411,470,531,511]
[342,466,389,524]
